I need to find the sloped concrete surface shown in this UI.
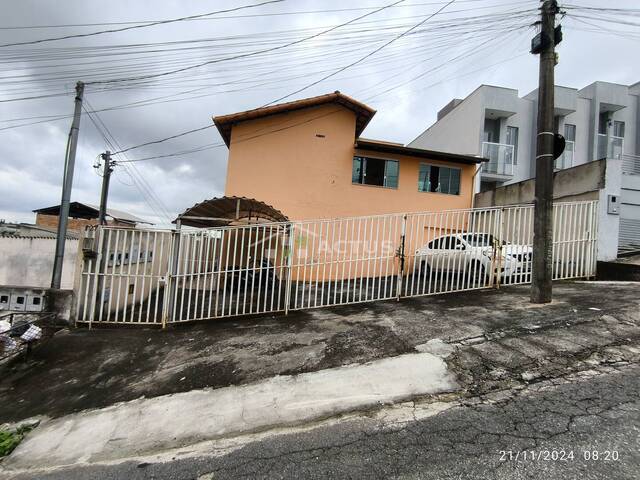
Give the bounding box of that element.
[2,282,638,425]
[4,352,456,471]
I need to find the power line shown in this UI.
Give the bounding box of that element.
[113,125,215,155]
[0,15,525,131]
[263,0,457,106]
[0,0,286,48]
[82,100,173,222]
[0,7,534,101]
[84,107,169,222]
[95,0,410,154]
[0,1,504,30]
[112,37,530,165]
[0,91,70,103]
[81,9,529,157]
[85,0,408,85]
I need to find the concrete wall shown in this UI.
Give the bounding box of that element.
[474,158,621,261]
[0,237,78,289]
[409,86,486,156]
[224,104,477,220]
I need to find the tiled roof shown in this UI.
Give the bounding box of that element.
[213,91,376,147]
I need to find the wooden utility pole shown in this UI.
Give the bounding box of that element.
[98,151,114,225]
[530,0,559,304]
[51,81,84,289]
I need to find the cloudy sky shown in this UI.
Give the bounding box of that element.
[1,0,637,226]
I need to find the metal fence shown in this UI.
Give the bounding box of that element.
[76,201,598,327]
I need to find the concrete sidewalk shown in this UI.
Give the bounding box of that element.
[3,352,456,471]
[3,282,638,425]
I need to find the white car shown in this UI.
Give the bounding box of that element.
[414,233,532,281]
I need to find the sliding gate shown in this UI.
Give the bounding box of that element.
[76,201,598,327]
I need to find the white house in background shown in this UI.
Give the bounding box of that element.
[409,81,640,255]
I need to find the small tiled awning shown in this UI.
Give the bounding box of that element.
[175,196,288,228]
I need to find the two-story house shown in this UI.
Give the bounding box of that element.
[409,81,640,254]
[213,91,484,221]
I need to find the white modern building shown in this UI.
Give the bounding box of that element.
[410,81,640,255]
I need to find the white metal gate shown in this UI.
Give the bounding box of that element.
[76,201,598,327]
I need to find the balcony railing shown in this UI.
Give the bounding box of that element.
[482,142,515,176]
[597,134,624,160]
[555,140,574,170]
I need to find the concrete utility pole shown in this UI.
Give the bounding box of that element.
[98,151,114,225]
[51,81,85,289]
[530,0,559,304]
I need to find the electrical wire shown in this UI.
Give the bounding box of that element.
[82,100,174,222]
[262,0,457,106]
[0,1,513,30]
[83,0,409,85]
[0,0,286,48]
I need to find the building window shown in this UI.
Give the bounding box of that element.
[483,118,500,143]
[418,164,461,195]
[352,156,399,189]
[613,121,625,138]
[564,124,576,142]
[598,113,608,135]
[506,126,518,164]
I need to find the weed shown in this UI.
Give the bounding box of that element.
[0,425,33,457]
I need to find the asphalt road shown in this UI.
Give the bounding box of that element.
[14,364,639,480]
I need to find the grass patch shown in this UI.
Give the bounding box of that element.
[0,426,33,457]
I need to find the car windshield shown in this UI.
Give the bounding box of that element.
[461,233,500,247]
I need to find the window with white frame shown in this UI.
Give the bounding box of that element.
[564,123,576,142]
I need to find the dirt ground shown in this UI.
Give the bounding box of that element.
[1,281,638,423]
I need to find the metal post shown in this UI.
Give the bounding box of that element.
[283,223,295,314]
[395,214,407,301]
[495,208,505,290]
[98,151,113,226]
[51,81,84,289]
[164,218,182,327]
[531,1,558,303]
[89,226,106,329]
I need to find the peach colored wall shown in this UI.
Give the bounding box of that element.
[224,104,476,221]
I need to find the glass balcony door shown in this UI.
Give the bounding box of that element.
[482,142,515,176]
[597,134,624,160]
